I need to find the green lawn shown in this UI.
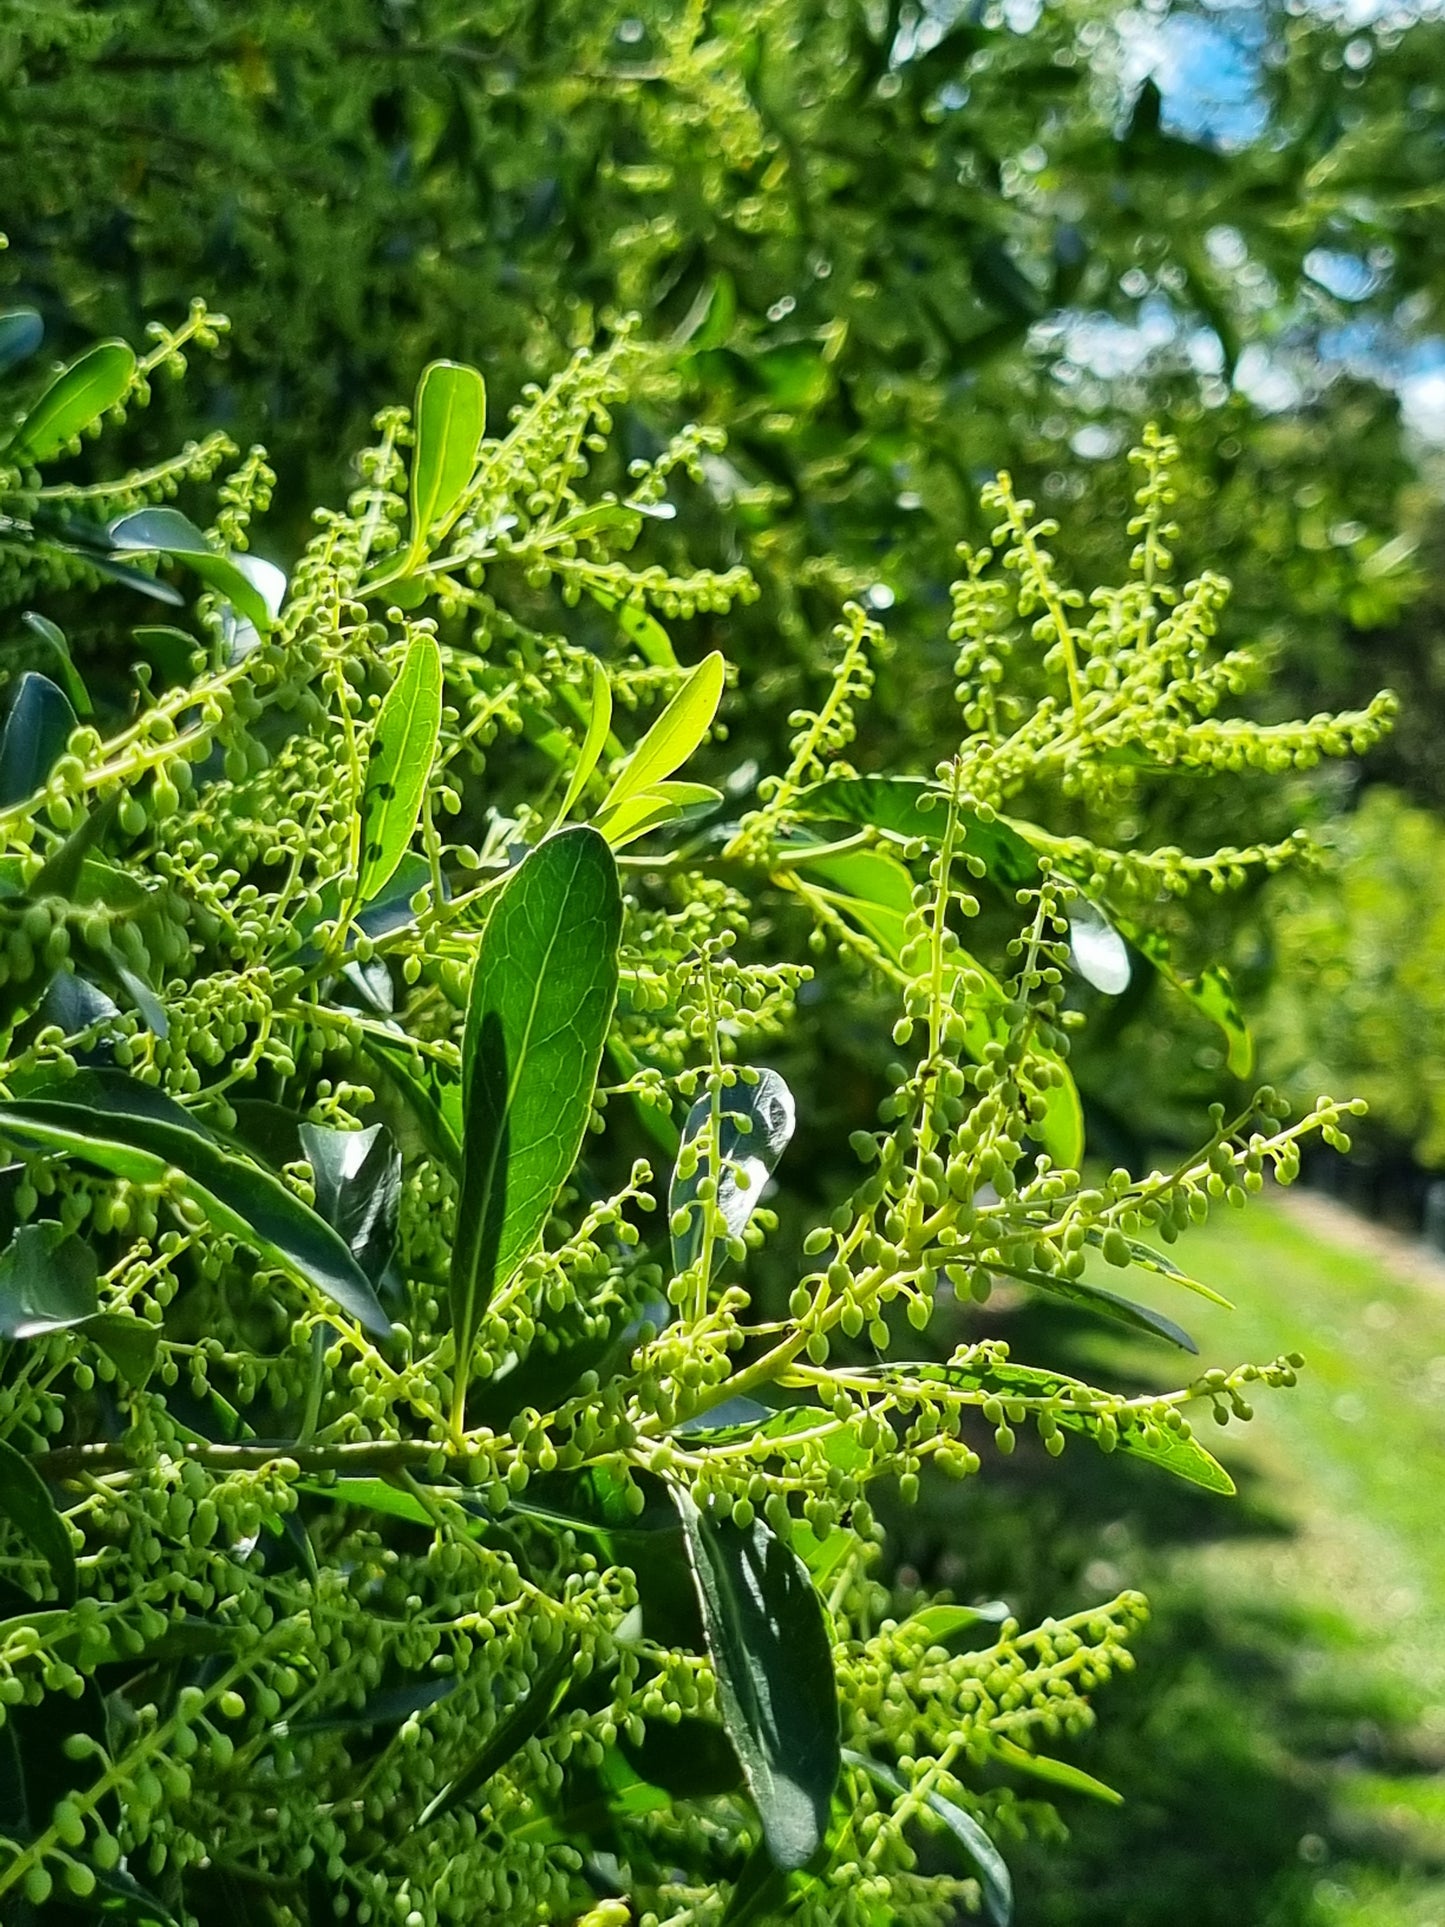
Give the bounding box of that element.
[959,1193,1445,1926]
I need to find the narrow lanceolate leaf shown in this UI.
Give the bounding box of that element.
[0,1072,389,1340]
[451,827,621,1401]
[869,1359,1235,1495]
[670,1068,796,1275]
[596,779,723,850]
[418,1647,573,1826]
[20,612,91,716]
[844,1750,1012,1927]
[355,631,443,908]
[0,1439,75,1606]
[596,650,725,826]
[6,339,136,464]
[988,1260,1197,1352]
[671,1485,840,1871]
[108,508,277,635]
[554,657,612,828]
[1068,899,1131,996]
[989,1736,1123,1806]
[409,360,487,554]
[350,1018,463,1173]
[0,671,76,810]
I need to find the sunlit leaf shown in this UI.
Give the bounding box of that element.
[597,651,725,824]
[451,827,621,1404]
[410,360,487,553]
[1068,899,1131,995]
[6,340,136,464]
[554,657,612,827]
[845,1750,1012,1925]
[355,631,443,908]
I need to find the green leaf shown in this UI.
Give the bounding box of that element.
[585,584,678,668]
[0,671,76,810]
[0,310,43,377]
[130,625,199,684]
[899,1600,1012,1645]
[85,1312,160,1386]
[877,1358,1235,1495]
[596,779,723,849]
[350,1018,462,1173]
[597,651,725,824]
[410,360,487,553]
[671,1484,840,1871]
[670,1068,795,1274]
[845,1749,1012,1926]
[0,1072,390,1340]
[299,1122,401,1288]
[989,1735,1122,1806]
[1093,1233,1233,1308]
[418,1646,573,1826]
[300,1475,434,1526]
[73,1862,183,1926]
[554,656,612,827]
[802,847,1083,1166]
[1118,917,1255,1077]
[1068,899,1131,996]
[794,776,1039,885]
[6,340,136,464]
[986,1260,1198,1352]
[355,631,443,908]
[0,1222,98,1337]
[19,613,91,716]
[108,509,278,635]
[0,1438,75,1605]
[451,827,621,1401]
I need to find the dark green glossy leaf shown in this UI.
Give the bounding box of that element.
[418,1646,572,1826]
[85,1311,160,1385]
[452,826,621,1399]
[19,613,91,716]
[108,509,277,635]
[845,1749,1012,1926]
[0,310,43,377]
[0,1437,75,1605]
[670,1067,795,1275]
[0,670,76,810]
[299,1122,402,1288]
[622,1715,744,1799]
[0,1072,390,1339]
[351,1018,462,1173]
[0,1221,98,1337]
[410,360,486,552]
[130,625,199,683]
[987,1260,1197,1352]
[671,1484,839,1871]
[356,631,443,908]
[7,340,136,463]
[75,1862,183,1925]
[294,1676,456,1736]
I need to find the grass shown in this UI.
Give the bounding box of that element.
[910,1192,1445,1925]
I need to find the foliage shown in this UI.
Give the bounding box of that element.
[0,0,1436,711]
[0,311,1390,1926]
[1260,785,1445,1170]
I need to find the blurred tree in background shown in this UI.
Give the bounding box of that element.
[6,0,1445,1167]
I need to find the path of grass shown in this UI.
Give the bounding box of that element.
[973,1193,1445,1925]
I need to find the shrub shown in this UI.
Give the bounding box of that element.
[0,314,1390,1925]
